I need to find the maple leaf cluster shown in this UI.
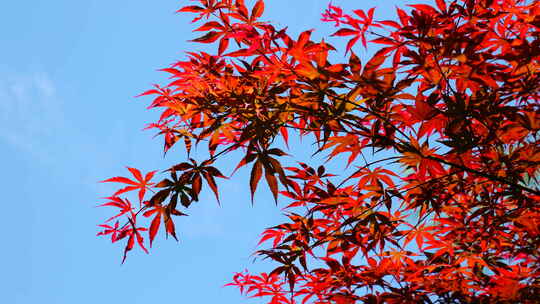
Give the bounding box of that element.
[97,0,540,302]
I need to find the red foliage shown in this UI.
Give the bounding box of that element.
[97,0,540,302]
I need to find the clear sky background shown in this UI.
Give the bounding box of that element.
[1,0,427,303]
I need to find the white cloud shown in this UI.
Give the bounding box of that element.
[34,72,56,98]
[0,71,62,161]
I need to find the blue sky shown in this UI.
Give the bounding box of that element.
[1,1,427,303]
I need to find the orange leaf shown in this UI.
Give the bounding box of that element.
[251,0,264,20]
[149,211,161,247]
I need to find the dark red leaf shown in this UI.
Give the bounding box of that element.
[191,31,222,43]
[250,160,263,202]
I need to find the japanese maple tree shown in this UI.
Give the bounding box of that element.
[97,0,540,302]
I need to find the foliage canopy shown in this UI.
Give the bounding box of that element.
[97,0,540,302]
